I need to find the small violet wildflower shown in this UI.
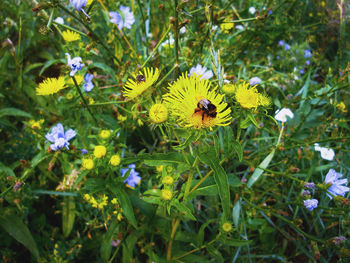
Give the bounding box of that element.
[274,108,294,123]
[304,49,312,58]
[278,40,285,46]
[189,64,213,80]
[65,53,84,77]
[268,10,273,15]
[83,73,94,92]
[45,123,76,151]
[299,69,305,75]
[304,199,318,211]
[284,44,291,51]
[109,6,135,30]
[324,169,350,199]
[314,143,335,161]
[304,182,316,189]
[120,164,141,188]
[81,149,88,155]
[180,26,187,34]
[70,0,89,18]
[54,17,64,25]
[249,77,262,86]
[306,60,310,66]
[235,25,244,31]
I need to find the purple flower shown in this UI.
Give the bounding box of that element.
[278,40,285,46]
[299,69,305,75]
[301,190,311,197]
[83,73,94,92]
[306,60,310,66]
[324,169,349,199]
[109,6,135,30]
[304,199,318,211]
[70,0,89,18]
[189,64,213,80]
[120,164,141,188]
[304,49,312,58]
[284,44,291,51]
[81,149,88,154]
[65,53,84,77]
[304,182,316,189]
[45,123,76,151]
[249,77,262,86]
[268,10,273,15]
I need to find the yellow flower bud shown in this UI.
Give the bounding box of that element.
[161,189,173,200]
[222,222,233,232]
[109,154,121,166]
[162,176,174,185]
[94,145,107,158]
[149,103,168,124]
[99,129,111,139]
[82,158,94,170]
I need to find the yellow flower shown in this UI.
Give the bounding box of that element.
[28,119,44,130]
[163,73,232,129]
[116,213,123,221]
[137,119,144,126]
[156,165,164,172]
[66,93,74,100]
[234,81,269,109]
[111,198,118,204]
[68,75,84,85]
[83,193,91,201]
[222,222,233,232]
[99,130,111,139]
[89,98,95,105]
[62,30,81,42]
[220,17,234,33]
[82,158,94,170]
[94,145,107,158]
[336,102,347,112]
[87,0,93,5]
[36,77,66,95]
[222,83,235,95]
[149,103,168,124]
[109,154,121,166]
[118,115,127,121]
[123,67,160,100]
[162,176,174,185]
[161,189,173,200]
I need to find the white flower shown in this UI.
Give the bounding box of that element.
[235,25,244,31]
[180,26,186,34]
[189,64,213,80]
[54,17,64,25]
[325,169,349,199]
[161,37,174,48]
[303,199,318,211]
[314,143,335,161]
[249,7,256,15]
[274,108,294,123]
[249,77,262,86]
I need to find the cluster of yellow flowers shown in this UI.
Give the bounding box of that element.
[83,194,108,210]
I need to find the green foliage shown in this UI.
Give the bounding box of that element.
[1,0,350,262]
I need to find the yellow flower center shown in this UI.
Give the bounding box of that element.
[161,189,173,200]
[222,222,233,232]
[149,104,168,123]
[99,130,111,139]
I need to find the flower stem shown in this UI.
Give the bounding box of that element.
[72,76,98,125]
[167,218,180,260]
[174,0,180,77]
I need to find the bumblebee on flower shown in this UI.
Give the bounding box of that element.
[163,73,232,129]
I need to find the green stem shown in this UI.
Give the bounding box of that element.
[174,0,180,77]
[53,21,87,37]
[155,64,177,89]
[222,17,257,23]
[72,76,98,125]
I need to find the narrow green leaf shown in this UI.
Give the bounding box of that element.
[186,185,218,200]
[0,214,39,259]
[233,198,241,227]
[221,238,252,247]
[198,151,231,220]
[100,221,119,262]
[0,162,16,177]
[141,152,187,166]
[39,59,63,76]
[173,201,196,221]
[173,131,200,150]
[62,196,75,237]
[232,140,243,162]
[0,108,32,118]
[109,183,137,228]
[247,149,276,188]
[247,112,260,128]
[196,219,215,246]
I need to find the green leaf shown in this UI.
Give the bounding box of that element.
[0,107,32,118]
[196,219,215,246]
[173,200,196,221]
[233,198,241,227]
[221,238,252,247]
[198,151,231,220]
[240,116,252,129]
[100,221,119,262]
[247,112,260,128]
[186,185,218,200]
[62,196,76,237]
[0,213,40,259]
[232,140,243,162]
[0,162,16,177]
[109,183,137,228]
[173,131,201,150]
[39,59,64,76]
[247,149,276,188]
[140,152,187,166]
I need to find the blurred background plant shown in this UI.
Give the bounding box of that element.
[0,0,349,262]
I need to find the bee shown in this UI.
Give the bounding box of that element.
[136,74,146,83]
[194,98,217,120]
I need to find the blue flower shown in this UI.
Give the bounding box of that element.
[299,69,305,75]
[304,199,318,211]
[45,123,76,151]
[249,77,262,86]
[83,73,94,92]
[306,60,310,66]
[109,6,135,30]
[325,169,350,199]
[81,149,88,154]
[70,0,89,17]
[278,40,285,46]
[268,10,273,15]
[65,53,84,77]
[304,49,312,58]
[120,164,141,188]
[304,182,315,189]
[284,44,291,51]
